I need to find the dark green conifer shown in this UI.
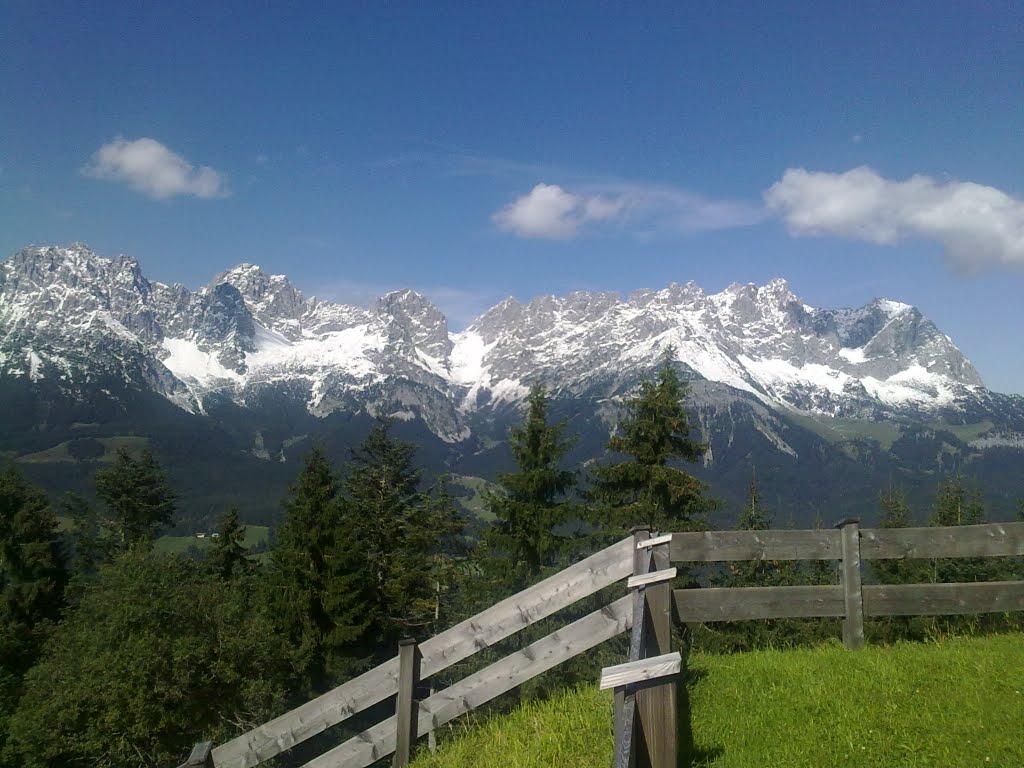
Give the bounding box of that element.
[0,467,67,766]
[209,506,252,580]
[268,445,364,692]
[590,355,716,534]
[484,383,577,589]
[93,447,176,550]
[337,420,463,657]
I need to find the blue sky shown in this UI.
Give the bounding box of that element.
[3,1,1023,392]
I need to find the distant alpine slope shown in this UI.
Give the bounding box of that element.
[3,244,1022,525]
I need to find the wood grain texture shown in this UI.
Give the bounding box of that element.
[627,567,677,589]
[860,522,1024,560]
[600,653,682,690]
[393,641,420,768]
[838,520,864,650]
[212,537,633,768]
[303,596,634,768]
[673,585,845,622]
[638,533,673,549]
[179,742,214,768]
[863,581,1024,616]
[668,529,841,563]
[636,539,675,768]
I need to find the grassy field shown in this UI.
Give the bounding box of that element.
[450,474,497,521]
[154,524,270,555]
[412,633,1024,768]
[15,435,150,464]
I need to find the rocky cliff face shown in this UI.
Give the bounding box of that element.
[0,244,999,445]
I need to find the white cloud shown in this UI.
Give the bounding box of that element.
[765,166,1024,270]
[82,137,228,199]
[493,181,764,240]
[492,183,621,239]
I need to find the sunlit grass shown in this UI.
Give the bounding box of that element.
[412,632,1024,767]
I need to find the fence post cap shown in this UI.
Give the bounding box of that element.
[834,517,861,529]
[630,525,652,535]
[398,637,417,647]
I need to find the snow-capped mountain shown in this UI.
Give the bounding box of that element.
[0,244,995,442]
[4,244,1022,526]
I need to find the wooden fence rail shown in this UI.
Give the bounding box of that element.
[176,520,1023,768]
[668,520,1024,652]
[209,536,634,768]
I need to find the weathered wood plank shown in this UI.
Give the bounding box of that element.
[627,567,677,590]
[860,522,1024,560]
[668,529,841,562]
[638,533,673,549]
[863,581,1024,617]
[179,741,214,768]
[600,653,682,690]
[212,537,633,768]
[393,640,419,768]
[636,536,675,768]
[838,519,864,650]
[303,596,634,768]
[673,585,845,622]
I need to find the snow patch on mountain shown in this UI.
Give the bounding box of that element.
[0,244,994,442]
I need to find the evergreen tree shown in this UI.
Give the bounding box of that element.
[268,445,365,693]
[337,420,463,658]
[930,474,984,527]
[94,448,177,550]
[6,551,290,768]
[208,506,252,580]
[730,471,776,586]
[868,486,930,643]
[590,355,716,535]
[484,383,577,589]
[58,492,115,576]
[0,467,67,767]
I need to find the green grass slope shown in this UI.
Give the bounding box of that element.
[412,633,1024,768]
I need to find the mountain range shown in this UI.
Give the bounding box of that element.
[2,243,1023,530]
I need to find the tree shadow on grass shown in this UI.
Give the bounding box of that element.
[678,667,723,767]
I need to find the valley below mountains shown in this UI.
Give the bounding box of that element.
[2,243,1023,529]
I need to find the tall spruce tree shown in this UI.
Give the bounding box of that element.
[484,383,577,588]
[0,467,67,767]
[268,445,365,693]
[730,471,776,586]
[337,420,462,658]
[590,355,716,534]
[93,448,176,550]
[930,473,984,527]
[208,506,252,580]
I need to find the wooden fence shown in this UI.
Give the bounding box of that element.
[668,519,1024,651]
[176,520,1024,768]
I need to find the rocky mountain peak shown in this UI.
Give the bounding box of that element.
[373,289,452,363]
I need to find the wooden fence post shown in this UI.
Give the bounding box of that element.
[610,528,678,768]
[636,531,676,768]
[177,741,214,768]
[836,518,865,650]
[394,638,421,767]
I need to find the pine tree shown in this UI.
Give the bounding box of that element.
[208,506,251,580]
[268,445,365,693]
[6,550,290,768]
[930,474,984,527]
[337,420,463,658]
[869,486,930,643]
[590,355,716,535]
[484,383,577,589]
[93,448,176,550]
[730,471,775,586]
[0,467,67,766]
